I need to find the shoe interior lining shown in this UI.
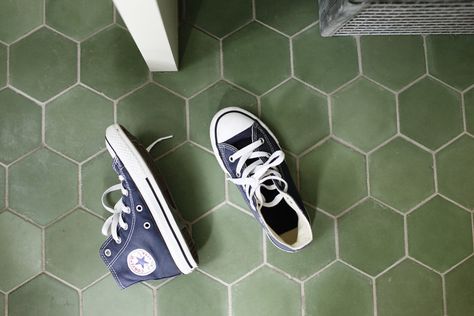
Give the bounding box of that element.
[261,195,299,245]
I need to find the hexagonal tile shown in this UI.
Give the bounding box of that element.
[189,81,257,150]
[437,135,474,208]
[81,26,149,98]
[117,83,186,150]
[464,87,474,134]
[156,143,224,221]
[83,275,153,316]
[157,271,227,316]
[332,78,396,151]
[228,151,297,210]
[399,78,462,150]
[261,79,329,154]
[233,267,300,316]
[0,165,4,210]
[82,151,118,218]
[427,35,474,90]
[223,22,290,95]
[361,36,425,90]
[153,27,220,97]
[267,208,335,280]
[46,86,113,161]
[9,274,79,316]
[369,138,434,212]
[300,139,367,215]
[255,0,318,35]
[339,199,404,276]
[305,262,373,316]
[0,43,6,87]
[0,211,41,291]
[192,204,262,282]
[445,256,474,316]
[0,0,43,43]
[46,208,106,288]
[186,0,252,37]
[408,196,472,272]
[293,25,358,93]
[0,88,41,163]
[46,0,113,40]
[9,148,78,225]
[376,260,443,316]
[10,28,77,101]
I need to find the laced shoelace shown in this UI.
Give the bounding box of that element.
[229,138,288,211]
[101,135,172,244]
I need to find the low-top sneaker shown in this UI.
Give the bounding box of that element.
[210,107,313,252]
[99,124,198,288]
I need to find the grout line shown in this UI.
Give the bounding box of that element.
[6,44,10,86]
[77,43,81,83]
[372,276,378,316]
[403,214,409,257]
[461,92,467,132]
[227,284,232,316]
[327,94,333,134]
[395,93,401,134]
[355,36,363,75]
[334,217,340,259]
[289,37,295,77]
[432,153,439,193]
[41,227,46,271]
[441,275,448,316]
[251,0,256,19]
[300,281,305,316]
[427,74,462,94]
[185,99,190,140]
[219,39,224,79]
[422,35,429,75]
[153,288,158,316]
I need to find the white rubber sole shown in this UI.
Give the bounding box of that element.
[105,124,197,274]
[209,107,280,176]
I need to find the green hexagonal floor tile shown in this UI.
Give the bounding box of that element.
[10,28,77,101]
[369,138,434,212]
[117,83,186,150]
[267,208,335,280]
[255,0,318,35]
[305,262,373,316]
[189,81,257,150]
[82,151,118,218]
[0,43,6,87]
[9,274,79,316]
[0,0,43,43]
[46,86,113,161]
[46,208,106,288]
[339,199,404,276]
[300,139,367,215]
[0,88,41,163]
[83,275,153,316]
[361,36,425,91]
[228,151,297,210]
[426,35,474,90]
[186,0,252,37]
[156,143,224,221]
[399,78,462,150]
[464,88,474,135]
[233,267,300,316]
[9,148,78,225]
[0,165,4,210]
[157,271,227,316]
[192,204,262,283]
[437,135,474,209]
[332,78,396,152]
[81,26,149,99]
[223,22,290,95]
[446,256,474,316]
[408,195,472,272]
[153,27,220,97]
[46,0,113,40]
[261,79,329,154]
[0,211,41,291]
[293,25,358,93]
[376,259,443,316]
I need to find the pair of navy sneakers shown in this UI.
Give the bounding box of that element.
[100,107,313,288]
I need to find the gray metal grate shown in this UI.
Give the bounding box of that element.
[320,0,474,36]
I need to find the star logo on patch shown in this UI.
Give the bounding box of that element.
[127,249,157,276]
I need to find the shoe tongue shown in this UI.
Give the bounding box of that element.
[222,124,254,150]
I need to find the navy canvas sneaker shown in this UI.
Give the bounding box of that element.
[99,124,198,288]
[210,107,313,252]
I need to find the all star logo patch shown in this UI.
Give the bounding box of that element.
[127,249,156,276]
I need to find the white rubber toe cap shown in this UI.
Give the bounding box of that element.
[216,111,255,143]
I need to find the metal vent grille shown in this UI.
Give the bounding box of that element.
[320,0,474,36]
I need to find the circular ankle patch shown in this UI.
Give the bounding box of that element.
[127,248,157,276]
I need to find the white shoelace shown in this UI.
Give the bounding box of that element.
[229,138,288,211]
[101,135,172,244]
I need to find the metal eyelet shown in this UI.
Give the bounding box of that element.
[259,138,264,144]
[236,172,241,177]
[136,205,143,212]
[104,249,112,257]
[229,156,235,163]
[116,237,122,244]
[144,222,151,230]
